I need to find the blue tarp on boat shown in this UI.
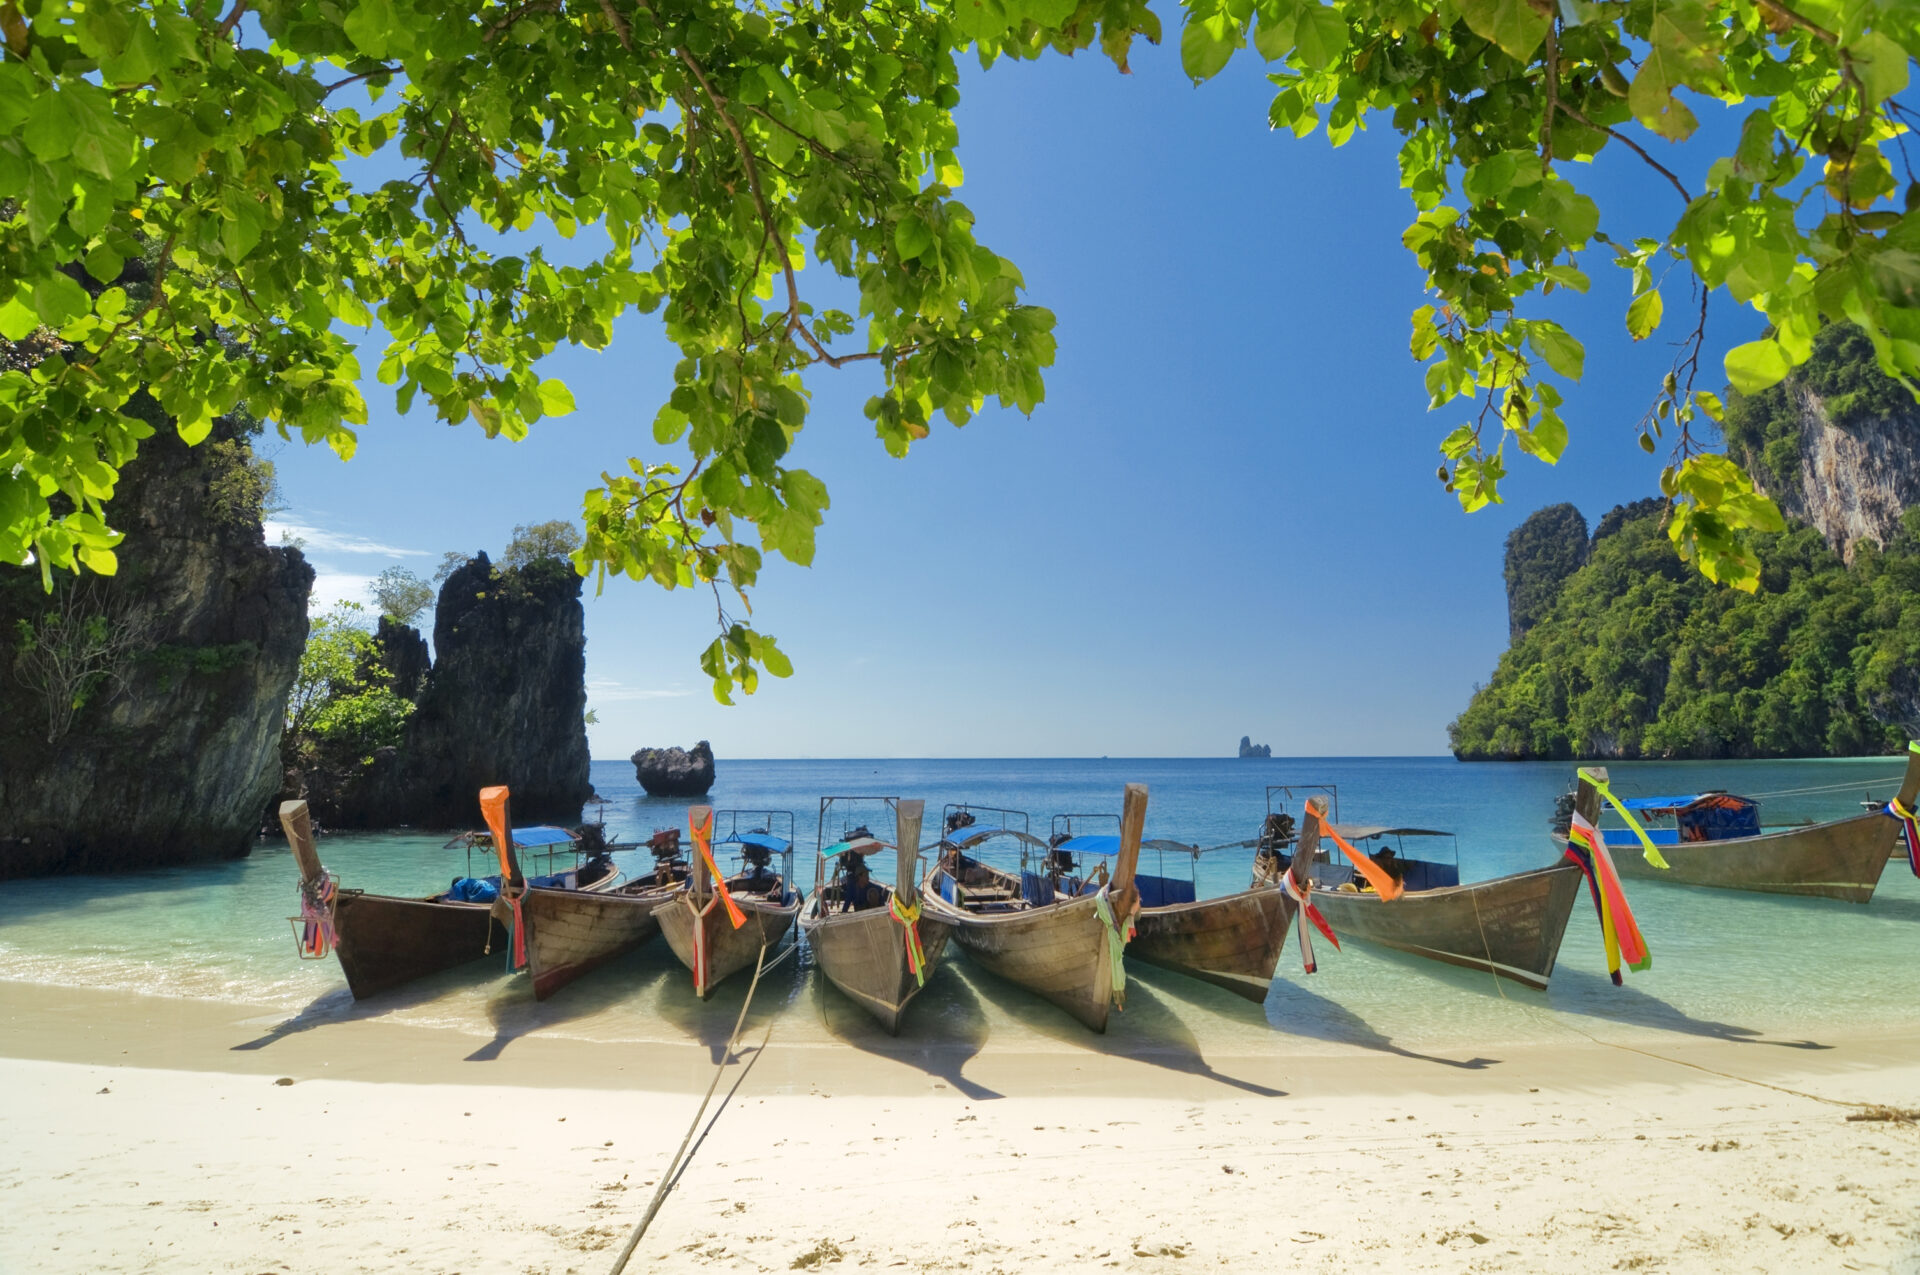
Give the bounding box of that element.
[732,831,791,853]
[1136,874,1196,908]
[1058,834,1121,856]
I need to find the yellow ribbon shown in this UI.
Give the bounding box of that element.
[888,894,927,987]
[1577,768,1670,870]
[1093,889,1128,999]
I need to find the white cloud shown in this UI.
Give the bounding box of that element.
[266,519,430,557]
[587,678,694,702]
[308,568,376,613]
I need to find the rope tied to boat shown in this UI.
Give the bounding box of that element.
[887,894,928,987]
[1576,768,1670,870]
[1888,796,1920,878]
[295,870,338,958]
[1563,812,1651,985]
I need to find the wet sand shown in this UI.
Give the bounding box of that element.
[4,977,1920,1273]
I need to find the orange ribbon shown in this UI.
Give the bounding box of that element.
[690,808,746,930]
[1308,807,1405,901]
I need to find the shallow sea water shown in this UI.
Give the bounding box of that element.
[3,756,1917,1070]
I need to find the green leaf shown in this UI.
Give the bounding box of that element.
[894,216,934,261]
[1725,339,1792,394]
[536,378,576,416]
[1626,289,1663,341]
[0,290,37,340]
[1291,5,1347,70]
[1847,32,1908,103]
[84,244,125,285]
[344,0,397,59]
[1457,0,1548,61]
[22,91,77,162]
[1180,6,1239,82]
[1531,324,1585,380]
[32,273,90,327]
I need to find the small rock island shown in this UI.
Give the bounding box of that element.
[632,740,715,797]
[1238,736,1272,759]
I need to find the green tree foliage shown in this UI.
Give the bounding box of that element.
[284,602,413,763]
[502,519,583,571]
[1503,501,1587,641]
[4,0,1918,699]
[432,550,468,586]
[370,564,432,625]
[1450,505,1920,759]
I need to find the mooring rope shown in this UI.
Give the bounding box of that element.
[605,937,795,1275]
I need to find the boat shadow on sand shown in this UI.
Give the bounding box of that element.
[949,954,1288,1097]
[1245,972,1503,1071]
[809,951,1002,1101]
[1547,966,1832,1050]
[462,945,688,1062]
[229,953,525,1053]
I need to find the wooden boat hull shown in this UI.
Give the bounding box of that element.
[802,900,955,1033]
[656,894,800,998]
[1309,862,1583,990]
[332,890,503,1001]
[523,886,670,1001]
[1571,812,1894,904]
[921,885,1119,1032]
[1130,886,1294,1002]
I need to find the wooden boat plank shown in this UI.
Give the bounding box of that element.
[1130,886,1293,1002]
[657,894,800,998]
[1603,812,1893,904]
[332,891,502,1001]
[804,902,955,1033]
[524,886,668,1000]
[1309,862,1584,990]
[921,873,1115,1031]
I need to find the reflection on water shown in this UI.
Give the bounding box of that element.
[4,755,1918,1059]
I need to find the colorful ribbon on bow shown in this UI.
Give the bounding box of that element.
[1564,811,1650,984]
[1308,807,1404,901]
[1577,768,1670,870]
[889,894,928,987]
[506,886,528,970]
[296,870,338,958]
[1280,871,1338,974]
[1890,796,1920,878]
[1093,888,1132,999]
[689,809,746,930]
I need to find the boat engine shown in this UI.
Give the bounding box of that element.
[648,827,686,884]
[945,809,976,835]
[1549,790,1576,836]
[1043,830,1077,878]
[1258,811,1296,851]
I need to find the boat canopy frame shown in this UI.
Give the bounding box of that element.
[709,808,798,899]
[443,824,594,883]
[813,795,914,897]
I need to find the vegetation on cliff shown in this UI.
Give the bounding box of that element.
[1450,507,1920,760]
[1503,504,1589,642]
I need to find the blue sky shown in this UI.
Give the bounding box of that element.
[269,38,1765,760]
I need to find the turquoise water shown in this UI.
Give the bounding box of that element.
[3,756,1917,1061]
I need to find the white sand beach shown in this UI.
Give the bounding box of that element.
[3,979,1918,1274]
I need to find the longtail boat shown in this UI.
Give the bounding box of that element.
[919,785,1146,1032]
[1551,746,1920,904]
[1260,786,1583,990]
[278,790,618,1001]
[801,797,953,1033]
[517,825,688,1000]
[1124,827,1293,1003]
[655,807,803,998]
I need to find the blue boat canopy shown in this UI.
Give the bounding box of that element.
[1617,794,1717,811]
[824,837,886,856]
[944,825,1048,850]
[511,826,577,848]
[1058,834,1121,856]
[732,831,791,853]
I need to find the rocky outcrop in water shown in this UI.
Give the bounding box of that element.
[633,740,715,796]
[1237,736,1271,759]
[292,553,594,828]
[0,422,313,878]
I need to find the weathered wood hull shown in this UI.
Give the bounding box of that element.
[332,890,504,1001]
[1310,862,1583,990]
[656,893,800,998]
[1582,813,1894,904]
[920,881,1119,1032]
[523,885,670,1001]
[801,898,955,1033]
[1130,886,1294,1002]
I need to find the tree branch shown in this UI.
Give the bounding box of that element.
[1540,20,1558,176]
[1555,101,1693,202]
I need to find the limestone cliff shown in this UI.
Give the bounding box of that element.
[1726,323,1920,564]
[1503,503,1589,642]
[0,423,313,877]
[298,553,592,828]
